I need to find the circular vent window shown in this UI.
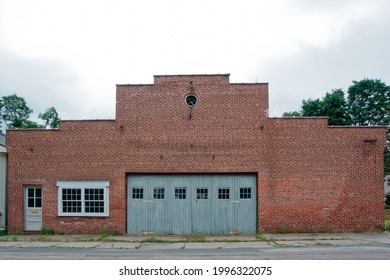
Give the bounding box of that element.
[185,94,198,107]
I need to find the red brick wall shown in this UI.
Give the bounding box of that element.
[6,74,386,234]
[261,118,385,232]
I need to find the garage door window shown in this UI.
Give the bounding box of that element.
[153,188,165,199]
[218,188,230,199]
[57,181,109,217]
[175,188,186,199]
[132,188,144,199]
[196,188,208,199]
[240,188,252,199]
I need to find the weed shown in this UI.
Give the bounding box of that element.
[110,231,123,236]
[385,220,390,231]
[11,236,17,241]
[256,233,276,243]
[99,233,109,240]
[0,229,7,236]
[186,234,205,242]
[41,228,55,235]
[278,224,287,234]
[140,236,174,243]
[99,232,108,239]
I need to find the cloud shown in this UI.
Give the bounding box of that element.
[1,0,389,121]
[0,48,115,121]
[262,7,390,117]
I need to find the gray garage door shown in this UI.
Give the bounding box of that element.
[127,174,256,234]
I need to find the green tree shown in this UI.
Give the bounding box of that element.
[282,111,302,117]
[300,89,350,125]
[322,89,351,126]
[0,94,33,129]
[301,98,323,117]
[20,120,43,129]
[347,79,390,126]
[38,106,60,128]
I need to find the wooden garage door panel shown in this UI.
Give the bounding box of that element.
[127,174,256,234]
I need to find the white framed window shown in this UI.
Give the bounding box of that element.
[57,181,109,217]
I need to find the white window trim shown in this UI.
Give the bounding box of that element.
[57,181,110,217]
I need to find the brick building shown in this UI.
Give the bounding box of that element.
[6,74,387,234]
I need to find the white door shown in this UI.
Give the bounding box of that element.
[24,186,42,231]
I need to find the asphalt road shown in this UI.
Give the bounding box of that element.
[1,244,390,260]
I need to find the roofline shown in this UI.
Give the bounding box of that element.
[61,119,115,123]
[153,73,230,78]
[6,128,60,132]
[271,117,329,119]
[230,82,269,86]
[328,125,388,129]
[116,83,154,86]
[117,74,269,86]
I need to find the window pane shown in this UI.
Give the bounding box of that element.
[35,188,42,198]
[28,198,35,207]
[153,188,165,199]
[36,198,42,208]
[240,188,252,199]
[175,188,186,199]
[132,188,144,199]
[218,188,230,199]
[28,188,34,198]
[196,188,208,199]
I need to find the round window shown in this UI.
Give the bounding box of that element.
[185,95,198,107]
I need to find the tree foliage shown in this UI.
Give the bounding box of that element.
[38,106,60,128]
[0,93,60,130]
[282,111,302,117]
[347,79,390,126]
[299,89,351,125]
[301,98,323,117]
[0,94,33,129]
[322,89,351,126]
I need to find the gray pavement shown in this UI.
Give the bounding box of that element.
[0,232,389,250]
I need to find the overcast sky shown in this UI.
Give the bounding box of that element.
[0,0,389,121]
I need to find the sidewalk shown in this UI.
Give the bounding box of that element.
[0,232,389,250]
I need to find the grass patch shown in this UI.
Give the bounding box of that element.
[185,234,205,242]
[385,209,390,219]
[256,233,276,243]
[140,236,172,243]
[277,224,287,234]
[41,228,55,235]
[385,209,390,231]
[99,233,109,239]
